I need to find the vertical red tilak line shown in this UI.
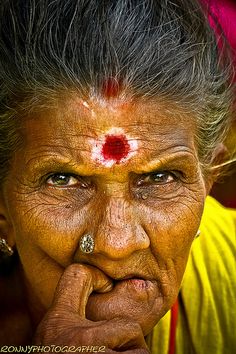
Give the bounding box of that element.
[101,78,121,99]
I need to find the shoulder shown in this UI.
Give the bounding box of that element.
[201,195,236,235]
[179,196,236,353]
[183,195,236,302]
[0,258,32,345]
[192,196,236,275]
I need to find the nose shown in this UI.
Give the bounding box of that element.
[93,197,150,260]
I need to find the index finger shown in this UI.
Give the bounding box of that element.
[52,263,113,317]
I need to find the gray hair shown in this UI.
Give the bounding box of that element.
[0,0,234,184]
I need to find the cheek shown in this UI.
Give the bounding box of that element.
[141,196,204,264]
[8,200,93,308]
[8,194,94,268]
[6,200,65,308]
[23,251,63,309]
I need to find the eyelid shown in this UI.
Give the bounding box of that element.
[156,170,185,180]
[136,170,182,186]
[46,174,77,186]
[43,172,89,188]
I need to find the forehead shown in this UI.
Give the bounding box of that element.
[20,96,198,171]
[24,95,196,136]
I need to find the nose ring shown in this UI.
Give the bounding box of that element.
[80,234,95,254]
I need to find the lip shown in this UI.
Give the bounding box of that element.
[79,263,157,292]
[114,274,147,281]
[89,275,159,311]
[109,272,155,282]
[108,273,158,294]
[116,278,154,290]
[78,258,156,281]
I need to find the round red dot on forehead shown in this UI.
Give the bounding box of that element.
[101,78,121,98]
[102,135,130,162]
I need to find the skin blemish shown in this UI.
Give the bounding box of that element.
[74,99,96,118]
[82,101,90,110]
[90,128,138,167]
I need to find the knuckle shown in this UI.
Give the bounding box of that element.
[65,263,92,282]
[121,319,142,337]
[132,322,143,335]
[34,310,67,343]
[80,326,96,344]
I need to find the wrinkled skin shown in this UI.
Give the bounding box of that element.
[0,97,208,351]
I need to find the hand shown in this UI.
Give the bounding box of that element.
[33,264,150,353]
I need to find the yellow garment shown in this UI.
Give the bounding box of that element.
[150,196,236,354]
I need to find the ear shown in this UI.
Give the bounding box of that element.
[0,192,15,248]
[211,143,228,166]
[205,143,229,195]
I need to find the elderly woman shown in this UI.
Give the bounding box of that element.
[0,0,235,353]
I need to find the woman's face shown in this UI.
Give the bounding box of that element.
[2,96,207,334]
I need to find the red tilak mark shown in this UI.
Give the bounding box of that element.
[102,78,121,99]
[102,135,130,162]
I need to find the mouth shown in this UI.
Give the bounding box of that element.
[117,278,154,289]
[106,274,157,292]
[79,263,157,293]
[115,274,147,281]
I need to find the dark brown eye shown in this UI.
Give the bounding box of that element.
[137,172,175,186]
[148,172,175,184]
[46,174,80,187]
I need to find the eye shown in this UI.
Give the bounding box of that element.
[137,171,176,186]
[46,173,82,187]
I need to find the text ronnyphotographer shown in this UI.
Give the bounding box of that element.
[0,346,106,353]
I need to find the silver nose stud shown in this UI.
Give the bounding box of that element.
[80,234,95,253]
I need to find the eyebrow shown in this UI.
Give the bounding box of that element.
[25,153,80,174]
[134,149,199,175]
[24,146,199,181]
